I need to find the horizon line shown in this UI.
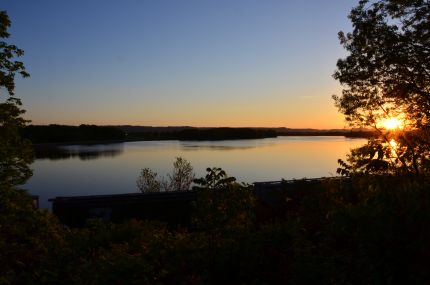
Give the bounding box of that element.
[25,123,361,130]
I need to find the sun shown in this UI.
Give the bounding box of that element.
[380,117,403,130]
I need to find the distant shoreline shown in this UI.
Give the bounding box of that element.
[25,125,374,147]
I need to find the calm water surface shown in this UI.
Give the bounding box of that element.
[26,136,366,208]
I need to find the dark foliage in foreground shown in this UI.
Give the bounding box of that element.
[2,174,430,284]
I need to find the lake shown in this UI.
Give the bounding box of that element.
[26,136,367,208]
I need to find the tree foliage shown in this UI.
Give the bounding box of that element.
[0,102,33,187]
[333,0,430,174]
[192,167,255,231]
[193,167,237,190]
[0,11,29,99]
[136,157,195,192]
[136,168,161,193]
[0,11,65,284]
[168,156,195,191]
[0,10,32,187]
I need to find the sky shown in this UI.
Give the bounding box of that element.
[3,0,357,128]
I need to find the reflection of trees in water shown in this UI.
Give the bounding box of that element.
[180,141,276,151]
[34,145,124,160]
[181,145,255,151]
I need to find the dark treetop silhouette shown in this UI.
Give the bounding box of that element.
[0,10,32,188]
[333,0,430,175]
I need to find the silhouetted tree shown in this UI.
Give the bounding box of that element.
[168,156,195,191]
[193,167,237,190]
[192,167,255,231]
[136,157,195,192]
[136,168,161,193]
[0,10,32,188]
[333,0,430,174]
[0,11,66,284]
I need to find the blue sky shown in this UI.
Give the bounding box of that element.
[3,0,357,128]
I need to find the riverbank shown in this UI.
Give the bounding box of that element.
[24,125,375,145]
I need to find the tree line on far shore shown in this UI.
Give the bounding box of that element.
[21,125,278,143]
[21,124,126,144]
[22,124,376,144]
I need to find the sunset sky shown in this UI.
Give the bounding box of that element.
[3,0,357,128]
